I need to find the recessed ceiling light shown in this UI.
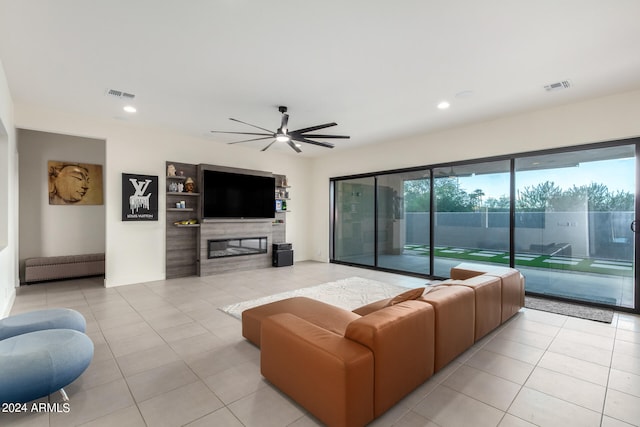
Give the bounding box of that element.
[437,101,450,110]
[123,105,137,113]
[295,143,302,147]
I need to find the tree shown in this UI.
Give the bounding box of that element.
[516,181,562,210]
[608,190,634,211]
[516,181,633,212]
[434,178,473,212]
[404,179,430,212]
[469,189,485,210]
[558,183,609,211]
[485,195,510,210]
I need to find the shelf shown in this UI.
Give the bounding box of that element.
[167,192,200,196]
[275,210,290,213]
[174,223,200,228]
[167,208,194,212]
[167,176,187,180]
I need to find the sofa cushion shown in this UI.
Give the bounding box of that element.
[419,285,475,371]
[353,287,425,316]
[388,287,425,305]
[443,276,502,341]
[345,300,435,416]
[242,297,360,347]
[450,263,525,323]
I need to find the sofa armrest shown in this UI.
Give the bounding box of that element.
[345,300,435,416]
[261,313,374,427]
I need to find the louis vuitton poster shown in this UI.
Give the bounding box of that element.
[122,173,158,221]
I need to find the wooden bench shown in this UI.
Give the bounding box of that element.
[24,253,105,283]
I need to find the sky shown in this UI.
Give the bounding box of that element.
[456,157,635,200]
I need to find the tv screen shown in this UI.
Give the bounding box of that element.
[203,170,275,219]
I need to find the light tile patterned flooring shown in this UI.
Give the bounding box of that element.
[3,261,640,427]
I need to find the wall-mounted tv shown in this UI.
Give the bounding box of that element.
[202,169,275,219]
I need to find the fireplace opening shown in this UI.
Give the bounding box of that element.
[207,237,268,259]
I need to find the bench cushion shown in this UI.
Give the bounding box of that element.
[24,253,105,267]
[24,253,105,283]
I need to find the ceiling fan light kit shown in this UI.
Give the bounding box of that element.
[210,106,350,153]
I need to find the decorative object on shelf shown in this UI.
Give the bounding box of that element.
[167,164,176,176]
[177,182,184,192]
[173,219,198,226]
[48,161,104,206]
[169,182,178,192]
[121,173,158,221]
[185,177,195,193]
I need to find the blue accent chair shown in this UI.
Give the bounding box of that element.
[0,308,86,340]
[0,309,93,404]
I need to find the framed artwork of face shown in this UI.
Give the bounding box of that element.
[48,161,104,205]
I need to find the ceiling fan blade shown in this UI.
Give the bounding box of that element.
[290,122,337,134]
[287,140,302,153]
[291,136,334,149]
[228,118,274,134]
[261,140,277,151]
[227,136,274,145]
[296,134,350,139]
[211,130,273,136]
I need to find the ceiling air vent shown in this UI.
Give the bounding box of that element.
[106,88,136,100]
[544,80,571,92]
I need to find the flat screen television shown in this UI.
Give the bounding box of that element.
[202,170,275,219]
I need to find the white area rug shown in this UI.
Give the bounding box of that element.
[220,277,412,320]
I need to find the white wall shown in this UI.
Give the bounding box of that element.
[12,89,640,288]
[308,89,640,263]
[14,105,313,287]
[0,59,18,316]
[18,130,106,273]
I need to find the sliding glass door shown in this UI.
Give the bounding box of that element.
[330,139,639,311]
[433,161,511,277]
[377,170,430,275]
[333,177,376,266]
[515,145,636,308]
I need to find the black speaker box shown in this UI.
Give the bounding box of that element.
[272,249,293,267]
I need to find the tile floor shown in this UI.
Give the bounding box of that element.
[2,261,640,427]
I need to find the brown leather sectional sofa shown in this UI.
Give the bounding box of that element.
[242,263,525,427]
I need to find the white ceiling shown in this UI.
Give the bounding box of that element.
[1,0,640,156]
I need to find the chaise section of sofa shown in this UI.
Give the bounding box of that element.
[253,297,435,427]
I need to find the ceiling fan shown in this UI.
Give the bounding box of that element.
[210,106,350,153]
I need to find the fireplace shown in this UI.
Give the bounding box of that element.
[207,237,268,259]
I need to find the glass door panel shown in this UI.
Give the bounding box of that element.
[377,170,430,275]
[514,145,635,308]
[333,177,376,266]
[433,161,511,277]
